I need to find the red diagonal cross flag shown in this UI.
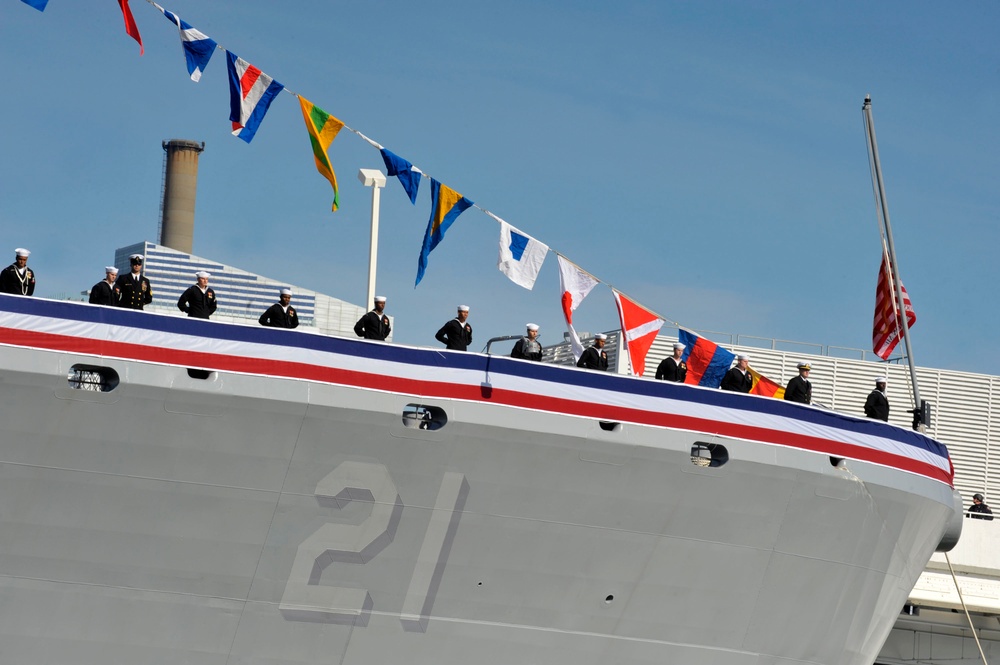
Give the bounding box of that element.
[873,252,916,360]
[612,290,664,376]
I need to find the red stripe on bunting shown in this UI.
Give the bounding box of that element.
[0,326,952,486]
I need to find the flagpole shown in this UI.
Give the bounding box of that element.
[358,169,387,308]
[862,95,921,413]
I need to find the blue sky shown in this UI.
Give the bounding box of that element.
[2,1,997,373]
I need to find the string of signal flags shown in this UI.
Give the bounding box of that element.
[17,0,792,391]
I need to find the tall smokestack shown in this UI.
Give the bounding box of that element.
[159,139,205,254]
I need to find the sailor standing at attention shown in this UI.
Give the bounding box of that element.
[354,295,391,340]
[177,271,217,319]
[784,363,813,404]
[0,248,36,296]
[114,254,153,310]
[720,354,753,392]
[435,305,473,351]
[655,342,687,382]
[511,323,543,361]
[88,266,119,306]
[576,333,609,371]
[258,288,299,328]
[864,376,890,421]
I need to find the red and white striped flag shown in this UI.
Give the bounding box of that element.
[612,290,664,376]
[873,252,916,360]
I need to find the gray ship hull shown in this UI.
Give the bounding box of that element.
[0,295,959,664]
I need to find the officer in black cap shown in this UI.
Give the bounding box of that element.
[114,254,153,310]
[784,362,813,404]
[968,493,993,520]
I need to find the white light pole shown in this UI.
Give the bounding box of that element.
[357,168,387,309]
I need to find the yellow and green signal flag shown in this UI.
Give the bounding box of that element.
[298,96,345,211]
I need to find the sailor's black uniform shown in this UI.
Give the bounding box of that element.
[784,375,812,404]
[88,280,117,306]
[177,285,217,319]
[259,303,299,328]
[354,310,391,340]
[511,336,542,361]
[114,273,152,310]
[655,357,686,382]
[0,263,35,296]
[577,345,608,371]
[721,368,752,393]
[435,318,472,351]
[864,389,890,421]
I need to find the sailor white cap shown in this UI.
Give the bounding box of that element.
[526,323,539,331]
[797,362,811,370]
[279,288,292,296]
[374,295,386,302]
[594,333,607,341]
[875,376,887,383]
[195,271,211,279]
[672,342,685,350]
[457,305,469,312]
[736,353,750,361]
[105,266,118,274]
[129,253,144,261]
[14,248,30,257]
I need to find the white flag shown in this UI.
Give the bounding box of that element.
[557,255,599,360]
[498,221,549,289]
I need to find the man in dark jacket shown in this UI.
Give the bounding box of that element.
[511,323,542,361]
[88,266,119,306]
[864,376,890,421]
[784,363,813,404]
[114,254,153,310]
[435,305,472,351]
[577,334,609,371]
[177,271,217,319]
[721,354,752,392]
[655,342,687,382]
[259,288,299,328]
[0,248,36,296]
[354,296,391,340]
[968,493,993,520]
